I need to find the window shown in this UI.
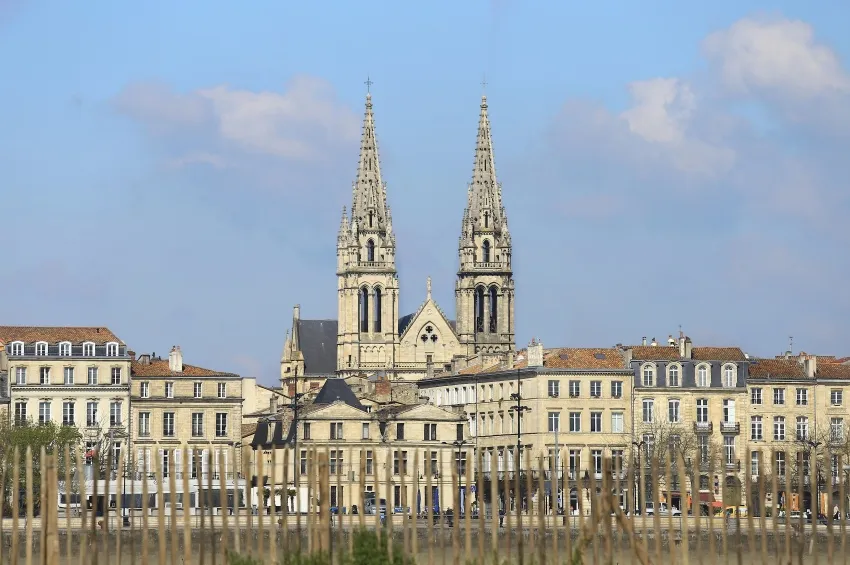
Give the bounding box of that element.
[192,413,204,437]
[39,401,51,424]
[109,401,122,426]
[63,367,74,385]
[773,416,785,441]
[773,388,785,405]
[393,450,409,475]
[62,402,75,426]
[359,287,369,333]
[110,367,121,385]
[724,436,736,465]
[365,450,374,475]
[612,450,624,473]
[831,389,843,406]
[569,412,581,432]
[795,416,809,441]
[591,449,602,476]
[774,451,786,477]
[302,422,311,439]
[568,450,581,478]
[668,399,680,423]
[722,365,736,387]
[796,388,808,406]
[373,287,382,332]
[611,381,622,398]
[548,380,560,397]
[668,365,680,387]
[751,451,761,476]
[456,423,464,441]
[569,381,580,397]
[329,450,343,475]
[751,388,762,405]
[548,412,560,432]
[751,416,763,440]
[15,402,27,424]
[9,341,23,356]
[722,399,736,423]
[40,367,50,385]
[163,412,175,437]
[300,450,307,475]
[642,399,654,423]
[698,435,709,464]
[106,342,119,356]
[831,418,844,442]
[396,423,405,440]
[697,365,709,387]
[696,398,708,423]
[330,422,343,440]
[424,423,437,441]
[86,402,98,427]
[362,423,370,440]
[590,381,601,398]
[481,240,490,263]
[590,411,602,432]
[215,413,228,437]
[165,382,174,398]
[194,382,202,398]
[140,382,149,398]
[82,342,95,356]
[15,367,26,385]
[35,342,48,356]
[366,239,375,262]
[161,450,170,478]
[218,383,227,399]
[611,412,624,433]
[642,365,655,387]
[138,412,150,436]
[87,367,98,385]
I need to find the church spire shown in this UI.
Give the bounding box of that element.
[465,95,507,229]
[350,92,391,232]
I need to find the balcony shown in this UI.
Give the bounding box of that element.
[693,421,713,434]
[720,421,740,434]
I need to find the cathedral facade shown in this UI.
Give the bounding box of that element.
[281,92,515,391]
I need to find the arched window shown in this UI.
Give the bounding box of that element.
[474,287,485,333]
[482,240,491,263]
[483,211,489,228]
[359,287,370,333]
[668,364,680,387]
[641,364,655,387]
[489,286,498,333]
[366,239,375,262]
[723,364,736,388]
[368,211,374,228]
[697,365,710,387]
[373,287,382,333]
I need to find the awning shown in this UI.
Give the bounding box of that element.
[699,492,715,502]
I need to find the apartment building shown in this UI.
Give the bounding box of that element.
[0,326,132,457]
[0,342,10,422]
[248,378,468,514]
[130,346,244,482]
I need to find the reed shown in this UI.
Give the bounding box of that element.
[0,445,848,565]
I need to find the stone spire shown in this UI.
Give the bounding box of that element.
[350,93,391,232]
[337,206,350,244]
[464,95,507,231]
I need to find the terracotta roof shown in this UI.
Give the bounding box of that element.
[131,359,236,377]
[748,358,807,379]
[817,363,850,379]
[543,348,626,370]
[0,326,123,345]
[629,346,681,360]
[692,347,747,361]
[457,363,502,375]
[241,423,258,438]
[629,345,746,362]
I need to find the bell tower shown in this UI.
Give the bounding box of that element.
[337,91,400,375]
[455,95,515,357]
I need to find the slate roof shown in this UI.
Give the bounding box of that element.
[295,320,338,375]
[313,378,366,411]
[630,346,747,362]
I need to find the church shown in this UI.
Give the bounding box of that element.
[280,91,516,392]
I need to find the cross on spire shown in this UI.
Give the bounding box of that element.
[481,75,487,92]
[365,75,373,94]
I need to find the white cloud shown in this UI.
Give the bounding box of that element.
[621,78,696,143]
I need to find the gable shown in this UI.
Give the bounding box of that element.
[302,401,368,420]
[398,403,464,422]
[399,298,459,347]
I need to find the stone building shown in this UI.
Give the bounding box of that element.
[130,346,244,482]
[0,341,9,423]
[281,92,516,391]
[0,325,132,459]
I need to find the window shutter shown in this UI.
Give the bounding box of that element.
[136,448,145,475]
[174,448,183,478]
[201,449,209,480]
[158,449,165,478]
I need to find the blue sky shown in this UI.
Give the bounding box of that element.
[2,0,849,384]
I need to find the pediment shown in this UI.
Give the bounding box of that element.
[398,403,464,422]
[399,298,459,347]
[302,401,368,420]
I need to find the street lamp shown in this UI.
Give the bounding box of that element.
[632,440,646,515]
[508,374,531,565]
[289,392,306,513]
[442,440,469,511]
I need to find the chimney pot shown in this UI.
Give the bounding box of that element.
[527,339,544,368]
[642,337,647,346]
[168,345,183,373]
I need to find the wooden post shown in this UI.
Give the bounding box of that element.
[45,453,60,565]
[317,450,330,553]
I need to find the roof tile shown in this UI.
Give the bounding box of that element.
[0,326,123,345]
[748,358,806,379]
[131,359,235,377]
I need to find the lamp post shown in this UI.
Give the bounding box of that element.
[805,439,823,517]
[442,439,469,511]
[290,392,305,513]
[508,372,531,565]
[632,440,646,515]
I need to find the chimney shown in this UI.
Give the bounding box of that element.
[679,335,686,358]
[684,337,693,359]
[667,335,675,347]
[801,354,817,378]
[650,337,658,347]
[128,350,136,360]
[139,353,151,365]
[270,395,278,415]
[642,337,647,346]
[168,346,183,373]
[293,304,301,321]
[527,338,544,368]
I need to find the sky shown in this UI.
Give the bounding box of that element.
[2,0,849,385]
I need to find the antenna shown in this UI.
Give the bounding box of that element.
[789,336,794,353]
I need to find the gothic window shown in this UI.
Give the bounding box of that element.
[420,325,438,344]
[359,287,369,333]
[481,240,491,263]
[373,287,382,333]
[489,286,498,333]
[484,212,489,228]
[474,287,485,333]
[366,239,375,262]
[368,211,374,228]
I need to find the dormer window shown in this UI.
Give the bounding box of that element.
[9,341,23,356]
[59,342,72,357]
[668,364,680,387]
[482,240,491,263]
[82,342,95,356]
[35,341,48,356]
[366,239,375,262]
[641,364,655,387]
[722,364,736,388]
[697,365,710,387]
[105,342,119,357]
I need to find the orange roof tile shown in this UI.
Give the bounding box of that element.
[131,359,236,378]
[748,358,806,379]
[817,363,850,379]
[629,345,746,362]
[543,348,626,370]
[457,363,502,376]
[0,326,123,345]
[629,346,680,360]
[692,347,747,361]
